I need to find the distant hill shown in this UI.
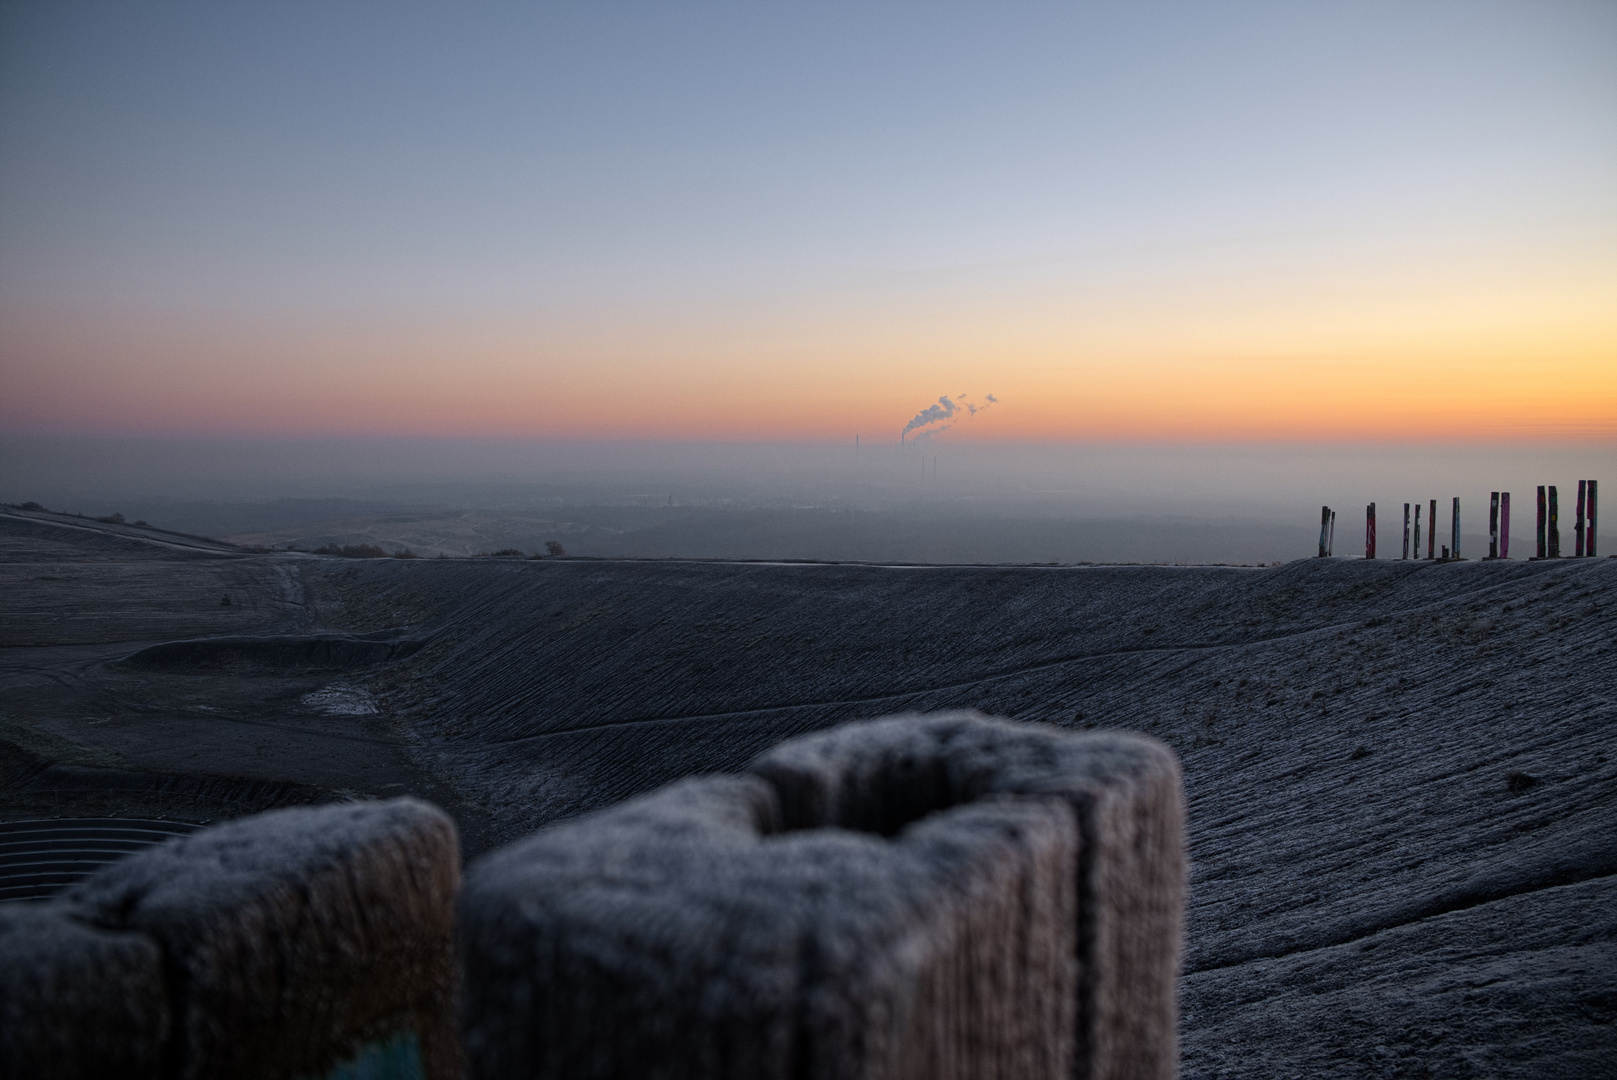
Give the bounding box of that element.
[2,505,1612,1077]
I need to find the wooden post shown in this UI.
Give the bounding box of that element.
[1428,499,1436,559]
[1589,480,1598,557]
[1451,497,1461,560]
[1365,503,1376,559]
[1489,492,1499,559]
[1318,506,1330,558]
[1501,492,1510,559]
[1413,503,1422,560]
[1328,510,1336,555]
[1536,486,1547,558]
[1548,486,1560,558]
[1575,480,1587,557]
[1401,503,1410,559]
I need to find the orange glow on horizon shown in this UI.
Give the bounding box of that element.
[3,244,1614,443]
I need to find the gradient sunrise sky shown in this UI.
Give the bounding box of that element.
[2,2,1613,443]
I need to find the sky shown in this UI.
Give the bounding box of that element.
[1,1,1615,443]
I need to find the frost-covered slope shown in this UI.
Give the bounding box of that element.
[4,508,1612,1076]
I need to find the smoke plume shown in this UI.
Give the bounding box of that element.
[900,393,998,441]
[901,397,958,442]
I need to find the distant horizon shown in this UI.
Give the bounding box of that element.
[4,4,1614,443]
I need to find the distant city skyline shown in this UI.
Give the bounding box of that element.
[2,2,1614,441]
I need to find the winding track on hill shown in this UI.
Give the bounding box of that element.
[2,505,1613,1077]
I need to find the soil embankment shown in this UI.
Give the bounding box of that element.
[2,505,1612,1076]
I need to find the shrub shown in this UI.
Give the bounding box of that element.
[394,549,418,559]
[1505,770,1538,793]
[96,512,126,524]
[489,548,525,558]
[313,543,390,559]
[18,501,43,511]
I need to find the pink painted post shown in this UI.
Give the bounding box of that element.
[1500,492,1510,559]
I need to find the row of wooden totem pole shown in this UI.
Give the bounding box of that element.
[1316,480,1598,561]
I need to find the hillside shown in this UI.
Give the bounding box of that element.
[1,505,1612,1077]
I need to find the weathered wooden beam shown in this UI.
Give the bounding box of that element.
[1575,480,1587,557]
[1428,499,1436,559]
[1451,497,1461,560]
[1413,503,1422,560]
[1488,493,1499,559]
[1402,503,1411,560]
[1318,506,1330,558]
[459,713,1187,1080]
[1589,480,1599,558]
[1537,486,1547,559]
[1365,503,1376,559]
[1501,492,1511,559]
[1549,486,1560,558]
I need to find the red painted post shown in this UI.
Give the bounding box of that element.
[1365,503,1376,559]
[1500,492,1510,559]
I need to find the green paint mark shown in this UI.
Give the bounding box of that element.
[307,1030,425,1080]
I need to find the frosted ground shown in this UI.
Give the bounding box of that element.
[1,505,1612,1077]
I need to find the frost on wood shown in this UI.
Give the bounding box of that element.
[63,798,461,1080]
[460,713,1185,1080]
[751,712,1186,1080]
[0,904,171,1080]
